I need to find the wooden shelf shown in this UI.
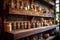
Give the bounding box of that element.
[44,0,55,6]
[9,8,54,17]
[9,8,43,16]
[5,25,58,40]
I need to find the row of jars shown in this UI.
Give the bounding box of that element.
[19,31,55,40]
[4,20,53,32]
[8,0,48,13]
[19,34,44,40]
[7,0,54,14]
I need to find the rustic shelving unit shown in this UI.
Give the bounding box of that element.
[2,0,58,40]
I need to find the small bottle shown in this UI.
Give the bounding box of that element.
[39,21,41,27]
[16,22,18,29]
[18,22,20,29]
[35,22,37,28]
[32,35,38,40]
[36,21,40,27]
[20,22,24,29]
[13,22,16,30]
[5,23,12,32]
[11,0,15,8]
[28,21,31,29]
[19,1,22,9]
[9,23,12,32]
[12,23,14,30]
[42,20,46,26]
[32,22,36,28]
[50,21,52,25]
[20,1,24,9]
[24,22,27,29]
[12,22,16,30]
[16,0,20,9]
[41,21,43,27]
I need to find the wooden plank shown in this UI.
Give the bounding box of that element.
[9,8,54,17]
[6,25,58,40]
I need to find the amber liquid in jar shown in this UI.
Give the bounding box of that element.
[4,23,12,32]
[27,21,31,29]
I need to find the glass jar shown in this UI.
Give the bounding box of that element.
[12,22,16,30]
[4,23,12,32]
[11,0,15,8]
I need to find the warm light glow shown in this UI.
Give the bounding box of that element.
[39,7,42,11]
[34,6,37,12]
[24,7,28,10]
[35,9,37,12]
[50,21,52,24]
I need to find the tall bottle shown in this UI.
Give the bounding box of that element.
[19,1,22,9]
[16,22,18,29]
[24,21,28,29]
[41,21,43,27]
[28,21,31,29]
[11,0,15,8]
[18,22,20,29]
[9,23,12,32]
[20,1,24,9]
[16,0,20,9]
